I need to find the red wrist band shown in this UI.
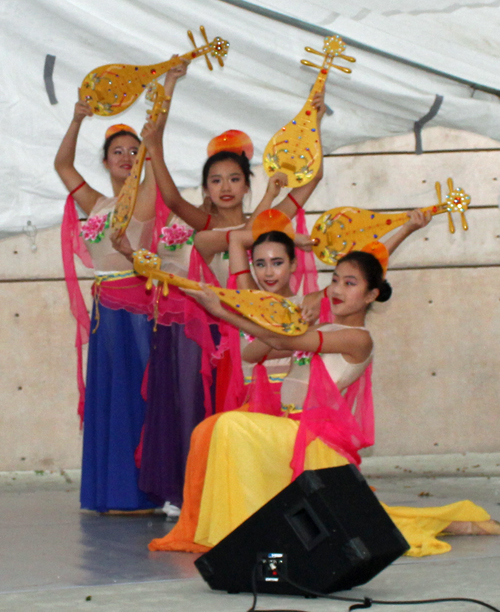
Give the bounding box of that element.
[288,193,301,209]
[234,269,251,277]
[316,330,324,354]
[69,181,86,196]
[323,287,328,297]
[226,230,233,244]
[145,157,151,161]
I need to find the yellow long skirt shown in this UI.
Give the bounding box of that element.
[193,412,490,557]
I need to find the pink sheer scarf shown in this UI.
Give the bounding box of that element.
[320,294,334,323]
[215,273,246,413]
[151,186,171,253]
[290,356,374,480]
[92,275,153,314]
[61,194,93,425]
[290,206,319,295]
[245,362,282,416]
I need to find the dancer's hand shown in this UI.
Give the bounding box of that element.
[141,119,163,155]
[182,284,225,318]
[294,233,316,252]
[110,230,134,262]
[164,56,189,83]
[405,209,432,233]
[266,172,288,199]
[300,293,321,324]
[311,87,327,122]
[73,100,93,124]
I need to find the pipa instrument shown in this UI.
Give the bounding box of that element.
[133,249,308,336]
[263,35,355,188]
[312,179,470,265]
[80,26,229,116]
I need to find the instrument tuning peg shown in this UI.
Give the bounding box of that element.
[441,178,456,234]
[200,25,209,44]
[332,65,352,74]
[301,59,323,70]
[199,25,214,70]
[339,54,356,63]
[435,181,443,205]
[187,29,197,49]
[304,46,326,58]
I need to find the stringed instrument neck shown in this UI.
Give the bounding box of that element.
[111,82,165,233]
[149,43,213,75]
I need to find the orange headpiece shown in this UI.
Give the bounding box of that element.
[360,241,389,277]
[207,129,254,160]
[104,124,138,141]
[252,209,295,242]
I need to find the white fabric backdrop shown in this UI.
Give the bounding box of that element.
[1,0,500,235]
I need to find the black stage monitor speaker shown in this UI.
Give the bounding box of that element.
[195,464,409,596]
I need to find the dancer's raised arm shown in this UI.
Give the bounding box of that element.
[54,100,102,215]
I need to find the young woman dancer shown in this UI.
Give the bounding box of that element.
[222,223,319,415]
[149,250,498,555]
[132,92,327,511]
[55,62,187,512]
[149,250,384,550]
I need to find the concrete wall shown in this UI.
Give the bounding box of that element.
[1,126,499,471]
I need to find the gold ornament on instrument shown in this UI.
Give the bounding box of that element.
[263,35,355,188]
[133,249,308,336]
[437,177,469,234]
[80,26,229,116]
[311,178,471,265]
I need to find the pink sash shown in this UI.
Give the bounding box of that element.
[290,206,319,295]
[290,355,374,479]
[61,194,93,425]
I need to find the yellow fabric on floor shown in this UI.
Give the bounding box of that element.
[382,500,490,557]
[194,412,491,557]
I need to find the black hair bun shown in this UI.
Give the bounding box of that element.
[376,279,392,302]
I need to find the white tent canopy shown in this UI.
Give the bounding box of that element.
[1,0,500,236]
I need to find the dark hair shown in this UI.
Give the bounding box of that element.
[337,251,392,302]
[103,130,141,161]
[202,151,253,188]
[252,231,296,262]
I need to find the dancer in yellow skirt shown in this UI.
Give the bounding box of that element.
[150,249,498,556]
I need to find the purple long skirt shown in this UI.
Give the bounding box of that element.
[138,323,218,507]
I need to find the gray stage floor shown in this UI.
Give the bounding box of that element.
[0,457,499,612]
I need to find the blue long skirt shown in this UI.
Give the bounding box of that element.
[138,323,218,507]
[80,303,157,512]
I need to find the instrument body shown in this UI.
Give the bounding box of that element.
[263,36,355,188]
[133,249,308,336]
[80,30,229,116]
[311,180,470,265]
